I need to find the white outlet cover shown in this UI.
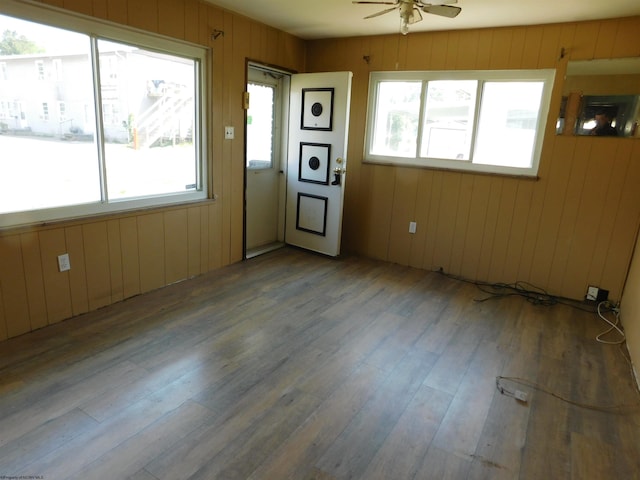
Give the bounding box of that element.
[224,126,234,139]
[58,253,71,272]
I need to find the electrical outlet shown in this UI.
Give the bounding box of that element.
[58,253,71,272]
[586,285,598,301]
[409,221,417,234]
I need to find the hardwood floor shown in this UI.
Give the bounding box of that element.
[1,247,639,479]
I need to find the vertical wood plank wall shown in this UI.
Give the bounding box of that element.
[306,17,640,303]
[0,0,306,341]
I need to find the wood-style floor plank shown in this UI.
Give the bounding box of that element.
[0,247,638,479]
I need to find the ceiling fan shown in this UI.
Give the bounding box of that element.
[353,0,462,35]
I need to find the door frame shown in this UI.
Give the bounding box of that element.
[243,60,295,259]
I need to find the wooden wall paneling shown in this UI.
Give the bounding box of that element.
[197,1,212,46]
[39,0,63,7]
[457,175,490,280]
[612,16,640,58]
[38,228,72,324]
[486,178,518,283]
[501,180,534,283]
[337,37,366,72]
[431,172,462,273]
[164,209,189,285]
[587,141,633,296]
[20,232,48,331]
[107,220,124,303]
[506,27,526,68]
[405,32,432,70]
[448,174,474,276]
[454,29,480,70]
[208,202,223,270]
[187,206,202,278]
[513,129,556,283]
[91,0,108,20]
[0,236,30,338]
[428,32,449,70]
[365,37,386,71]
[230,15,251,264]
[362,165,396,260]
[408,170,434,269]
[600,141,640,300]
[158,0,185,40]
[119,217,140,299]
[421,170,444,271]
[526,137,576,290]
[106,0,128,25]
[342,66,369,254]
[208,6,224,209]
[557,23,577,64]
[379,35,401,71]
[64,225,89,316]
[182,0,200,44]
[475,177,502,282]
[387,168,419,266]
[219,10,234,267]
[127,0,159,33]
[537,24,563,69]
[557,140,615,298]
[444,31,459,70]
[570,21,599,60]
[488,28,513,70]
[397,35,409,71]
[82,222,112,311]
[263,27,280,67]
[474,29,493,70]
[62,0,92,15]
[137,213,166,293]
[199,205,210,273]
[593,19,618,60]
[0,282,6,342]
[544,139,590,295]
[249,21,263,59]
[520,26,545,68]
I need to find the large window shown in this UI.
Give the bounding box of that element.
[365,70,555,176]
[0,1,207,227]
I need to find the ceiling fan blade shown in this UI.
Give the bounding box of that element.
[363,6,399,19]
[352,1,397,4]
[408,8,423,24]
[422,5,461,18]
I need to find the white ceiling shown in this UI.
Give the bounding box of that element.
[202,0,640,40]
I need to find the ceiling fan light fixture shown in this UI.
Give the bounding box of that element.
[400,16,410,35]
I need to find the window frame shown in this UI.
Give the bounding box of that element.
[364,69,556,177]
[0,0,208,228]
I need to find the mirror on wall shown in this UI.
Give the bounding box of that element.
[557,57,640,137]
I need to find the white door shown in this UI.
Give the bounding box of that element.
[285,71,352,257]
[245,65,287,257]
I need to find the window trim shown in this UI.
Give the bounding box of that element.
[0,0,209,228]
[364,69,556,177]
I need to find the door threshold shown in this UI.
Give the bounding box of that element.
[246,242,285,259]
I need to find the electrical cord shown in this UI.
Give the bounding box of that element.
[435,268,617,313]
[434,269,598,312]
[496,376,640,413]
[596,301,625,345]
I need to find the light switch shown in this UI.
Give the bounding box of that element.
[225,126,234,139]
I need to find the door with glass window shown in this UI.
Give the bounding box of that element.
[245,65,286,257]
